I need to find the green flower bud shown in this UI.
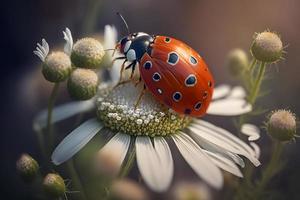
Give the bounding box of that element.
[71,37,105,69]
[68,68,99,100]
[42,51,72,82]
[267,109,297,141]
[226,48,249,76]
[16,154,39,182]
[110,179,149,200]
[172,181,211,200]
[251,31,283,63]
[43,173,66,198]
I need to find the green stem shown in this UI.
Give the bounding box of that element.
[67,159,88,200]
[255,141,283,197]
[119,144,136,178]
[82,0,102,34]
[46,82,60,151]
[249,58,257,74]
[248,62,266,105]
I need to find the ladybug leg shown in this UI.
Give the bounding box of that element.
[134,84,146,110]
[134,76,142,87]
[112,44,120,57]
[118,59,128,83]
[112,56,126,64]
[130,61,137,79]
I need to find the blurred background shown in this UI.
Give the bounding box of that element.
[1,0,300,199]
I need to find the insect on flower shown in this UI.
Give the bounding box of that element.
[113,13,214,117]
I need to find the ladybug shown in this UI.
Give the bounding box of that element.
[114,15,214,117]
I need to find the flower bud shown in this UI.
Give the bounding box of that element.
[67,68,99,100]
[172,181,211,200]
[94,148,122,178]
[251,31,283,63]
[267,109,297,141]
[226,48,248,76]
[71,37,105,69]
[110,179,149,200]
[42,51,72,82]
[16,154,39,182]
[43,173,66,198]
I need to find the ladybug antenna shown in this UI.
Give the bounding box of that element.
[117,12,130,35]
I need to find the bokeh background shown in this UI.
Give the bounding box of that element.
[1,0,300,199]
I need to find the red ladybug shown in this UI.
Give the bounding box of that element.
[114,16,214,117]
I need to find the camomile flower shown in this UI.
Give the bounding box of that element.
[33,26,261,192]
[34,83,260,192]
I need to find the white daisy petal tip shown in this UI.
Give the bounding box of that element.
[51,118,103,165]
[33,38,49,62]
[212,84,231,100]
[136,136,174,192]
[207,99,252,116]
[172,133,224,189]
[63,27,73,55]
[241,123,261,141]
[228,86,247,99]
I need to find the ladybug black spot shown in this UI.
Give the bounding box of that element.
[144,61,152,70]
[173,92,182,102]
[190,56,197,65]
[185,75,197,87]
[184,108,192,114]
[152,72,161,81]
[167,52,179,65]
[194,102,202,110]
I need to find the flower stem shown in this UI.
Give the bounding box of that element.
[249,58,257,74]
[46,82,60,151]
[119,144,136,178]
[248,62,266,105]
[255,141,283,198]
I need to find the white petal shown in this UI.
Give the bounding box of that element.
[189,131,245,168]
[97,132,130,173]
[63,27,73,55]
[228,86,247,99]
[104,25,118,49]
[207,98,252,116]
[154,137,174,189]
[250,142,261,159]
[241,124,260,141]
[51,118,103,165]
[172,132,223,189]
[212,85,231,100]
[33,100,95,131]
[203,150,243,177]
[135,136,174,192]
[191,120,260,166]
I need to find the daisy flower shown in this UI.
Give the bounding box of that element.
[33,26,261,192]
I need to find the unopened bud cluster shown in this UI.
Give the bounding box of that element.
[96,83,191,137]
[34,28,105,100]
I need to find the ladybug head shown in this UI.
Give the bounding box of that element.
[118,32,150,54]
